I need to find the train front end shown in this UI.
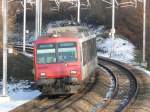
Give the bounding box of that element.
[33,37,82,95]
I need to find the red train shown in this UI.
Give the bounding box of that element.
[33,26,97,95]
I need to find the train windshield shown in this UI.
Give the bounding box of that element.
[57,42,77,63]
[37,44,56,64]
[36,42,77,64]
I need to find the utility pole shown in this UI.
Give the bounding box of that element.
[35,0,42,38]
[23,0,27,53]
[102,0,138,58]
[0,0,10,102]
[2,0,8,97]
[142,0,147,65]
[35,0,43,39]
[35,0,40,39]
[110,0,116,58]
[77,0,81,24]
[39,0,42,35]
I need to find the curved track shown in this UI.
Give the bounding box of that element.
[96,57,138,112]
[10,47,139,112]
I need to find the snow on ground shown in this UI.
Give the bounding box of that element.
[0,80,41,112]
[96,28,150,76]
[22,52,33,58]
[97,35,135,64]
[134,66,150,76]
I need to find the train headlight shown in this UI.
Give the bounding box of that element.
[70,70,77,75]
[40,72,46,78]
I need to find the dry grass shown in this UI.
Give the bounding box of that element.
[0,49,34,81]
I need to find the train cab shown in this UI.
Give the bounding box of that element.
[33,26,97,95]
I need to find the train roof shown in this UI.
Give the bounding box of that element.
[47,26,89,34]
[35,26,96,43]
[46,26,93,38]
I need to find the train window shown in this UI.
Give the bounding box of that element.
[57,42,77,63]
[58,42,76,48]
[82,41,87,65]
[36,42,78,64]
[37,44,54,49]
[37,44,56,64]
[82,38,96,65]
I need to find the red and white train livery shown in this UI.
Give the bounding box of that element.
[33,26,97,95]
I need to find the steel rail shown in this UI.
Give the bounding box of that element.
[98,56,139,112]
[10,95,72,112]
[92,63,119,112]
[37,72,96,112]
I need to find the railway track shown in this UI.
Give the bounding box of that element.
[13,44,33,53]
[11,69,97,112]
[95,57,138,112]
[10,49,139,112]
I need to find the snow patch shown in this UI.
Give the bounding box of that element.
[134,66,150,76]
[22,52,33,58]
[0,80,41,112]
[97,36,135,64]
[96,34,150,77]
